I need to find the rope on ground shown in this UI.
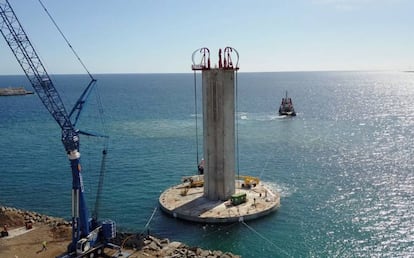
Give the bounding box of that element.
[241,221,292,257]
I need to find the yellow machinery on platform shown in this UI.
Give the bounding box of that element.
[181,175,259,189]
[179,174,259,196]
[180,175,204,196]
[182,175,204,187]
[237,175,260,188]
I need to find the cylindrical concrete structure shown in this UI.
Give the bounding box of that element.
[159,55,280,224]
[202,69,235,201]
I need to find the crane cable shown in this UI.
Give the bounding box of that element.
[193,71,200,167]
[38,0,107,145]
[38,0,109,219]
[235,70,240,178]
[37,0,93,80]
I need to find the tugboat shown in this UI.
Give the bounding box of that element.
[278,91,296,116]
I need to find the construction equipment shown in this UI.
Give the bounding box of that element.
[179,175,204,196]
[0,1,120,257]
[237,175,260,188]
[25,220,33,230]
[230,192,247,206]
[182,175,204,188]
[1,224,8,237]
[180,174,259,189]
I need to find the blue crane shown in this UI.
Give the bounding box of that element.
[0,1,118,256]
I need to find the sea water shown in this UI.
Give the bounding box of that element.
[0,71,413,257]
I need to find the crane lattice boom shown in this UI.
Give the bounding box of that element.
[0,0,78,152]
[0,1,118,256]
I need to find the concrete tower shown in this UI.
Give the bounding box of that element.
[159,47,280,223]
[202,69,236,201]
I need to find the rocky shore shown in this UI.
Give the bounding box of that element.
[0,206,241,258]
[0,206,70,227]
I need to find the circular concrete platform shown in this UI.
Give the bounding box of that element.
[159,180,280,223]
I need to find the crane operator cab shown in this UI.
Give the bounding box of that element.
[76,238,91,254]
[76,226,100,255]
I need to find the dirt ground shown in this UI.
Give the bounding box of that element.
[0,223,159,258]
[0,209,144,258]
[0,207,75,258]
[0,207,240,258]
[0,223,72,258]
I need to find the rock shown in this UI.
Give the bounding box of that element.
[166,241,182,250]
[196,247,203,255]
[213,250,223,256]
[200,249,211,257]
[0,206,241,258]
[160,237,170,246]
[150,241,161,251]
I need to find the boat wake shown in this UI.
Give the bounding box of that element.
[237,112,291,121]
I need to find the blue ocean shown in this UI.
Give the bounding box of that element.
[0,71,413,257]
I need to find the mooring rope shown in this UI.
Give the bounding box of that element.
[241,221,292,257]
[200,222,239,238]
[121,207,158,249]
[259,152,272,179]
[143,207,158,231]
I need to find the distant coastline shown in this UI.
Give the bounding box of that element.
[0,87,33,96]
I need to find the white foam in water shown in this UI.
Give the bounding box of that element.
[261,181,296,198]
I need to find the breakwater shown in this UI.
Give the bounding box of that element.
[0,87,33,96]
[0,206,241,258]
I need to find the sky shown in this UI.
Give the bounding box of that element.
[0,0,413,74]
